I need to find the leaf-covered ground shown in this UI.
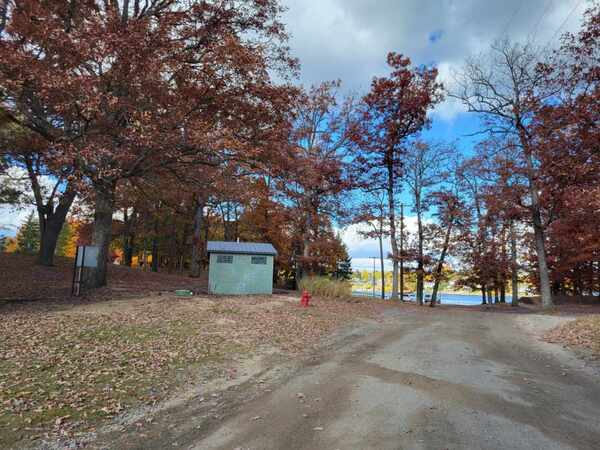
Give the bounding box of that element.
[0,253,209,303]
[0,257,384,448]
[545,315,600,357]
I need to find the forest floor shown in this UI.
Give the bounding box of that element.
[2,253,600,449]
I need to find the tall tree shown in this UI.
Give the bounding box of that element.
[533,4,600,298]
[353,53,442,300]
[454,39,555,307]
[286,81,357,281]
[0,123,75,266]
[429,188,464,307]
[0,0,297,287]
[404,141,451,305]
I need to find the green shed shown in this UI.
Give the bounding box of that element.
[207,241,277,295]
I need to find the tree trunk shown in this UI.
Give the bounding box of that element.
[190,198,205,277]
[25,156,76,266]
[378,232,385,300]
[38,219,62,265]
[481,284,487,305]
[294,250,302,289]
[387,158,399,300]
[141,247,147,271]
[123,232,135,266]
[510,222,519,306]
[519,132,553,308]
[299,204,315,280]
[500,281,506,303]
[37,189,75,266]
[416,208,424,306]
[302,235,310,278]
[223,220,236,241]
[178,223,189,273]
[90,183,116,288]
[431,223,452,307]
[150,237,158,272]
[532,218,552,307]
[122,208,136,267]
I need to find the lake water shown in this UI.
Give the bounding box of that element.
[352,291,511,306]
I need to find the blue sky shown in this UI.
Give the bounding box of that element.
[278,0,587,269]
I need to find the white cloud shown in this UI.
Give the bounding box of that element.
[0,205,33,236]
[338,215,422,269]
[282,0,586,121]
[431,61,467,121]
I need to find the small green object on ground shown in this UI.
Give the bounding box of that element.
[175,289,193,297]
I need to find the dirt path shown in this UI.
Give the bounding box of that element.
[90,307,600,450]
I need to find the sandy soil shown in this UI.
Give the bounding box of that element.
[70,307,600,450]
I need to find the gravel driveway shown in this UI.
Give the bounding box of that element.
[86,307,600,450]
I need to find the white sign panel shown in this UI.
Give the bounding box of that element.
[76,246,99,268]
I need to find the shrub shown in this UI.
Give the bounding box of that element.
[298,276,352,298]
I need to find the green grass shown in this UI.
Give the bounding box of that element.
[0,316,233,448]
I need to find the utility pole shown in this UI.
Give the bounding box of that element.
[400,203,404,300]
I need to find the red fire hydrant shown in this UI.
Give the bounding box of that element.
[300,289,311,307]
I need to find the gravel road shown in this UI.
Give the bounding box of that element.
[85,307,600,450]
[194,308,600,450]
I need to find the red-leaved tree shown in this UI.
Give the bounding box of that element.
[0,1,296,286]
[353,53,443,300]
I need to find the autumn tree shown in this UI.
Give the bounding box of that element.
[481,138,529,306]
[353,53,442,300]
[454,39,556,307]
[533,4,600,297]
[0,0,297,287]
[0,118,77,266]
[454,156,493,303]
[403,141,452,305]
[428,187,465,307]
[285,81,357,281]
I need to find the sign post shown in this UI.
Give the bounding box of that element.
[71,246,99,296]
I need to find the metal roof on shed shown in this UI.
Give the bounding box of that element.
[207,241,278,256]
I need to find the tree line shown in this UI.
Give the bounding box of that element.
[0,1,598,306]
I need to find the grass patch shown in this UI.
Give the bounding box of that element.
[0,292,380,447]
[298,276,352,298]
[0,314,224,448]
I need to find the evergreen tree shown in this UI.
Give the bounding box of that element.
[0,235,7,252]
[336,244,353,280]
[336,255,353,280]
[16,212,40,254]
